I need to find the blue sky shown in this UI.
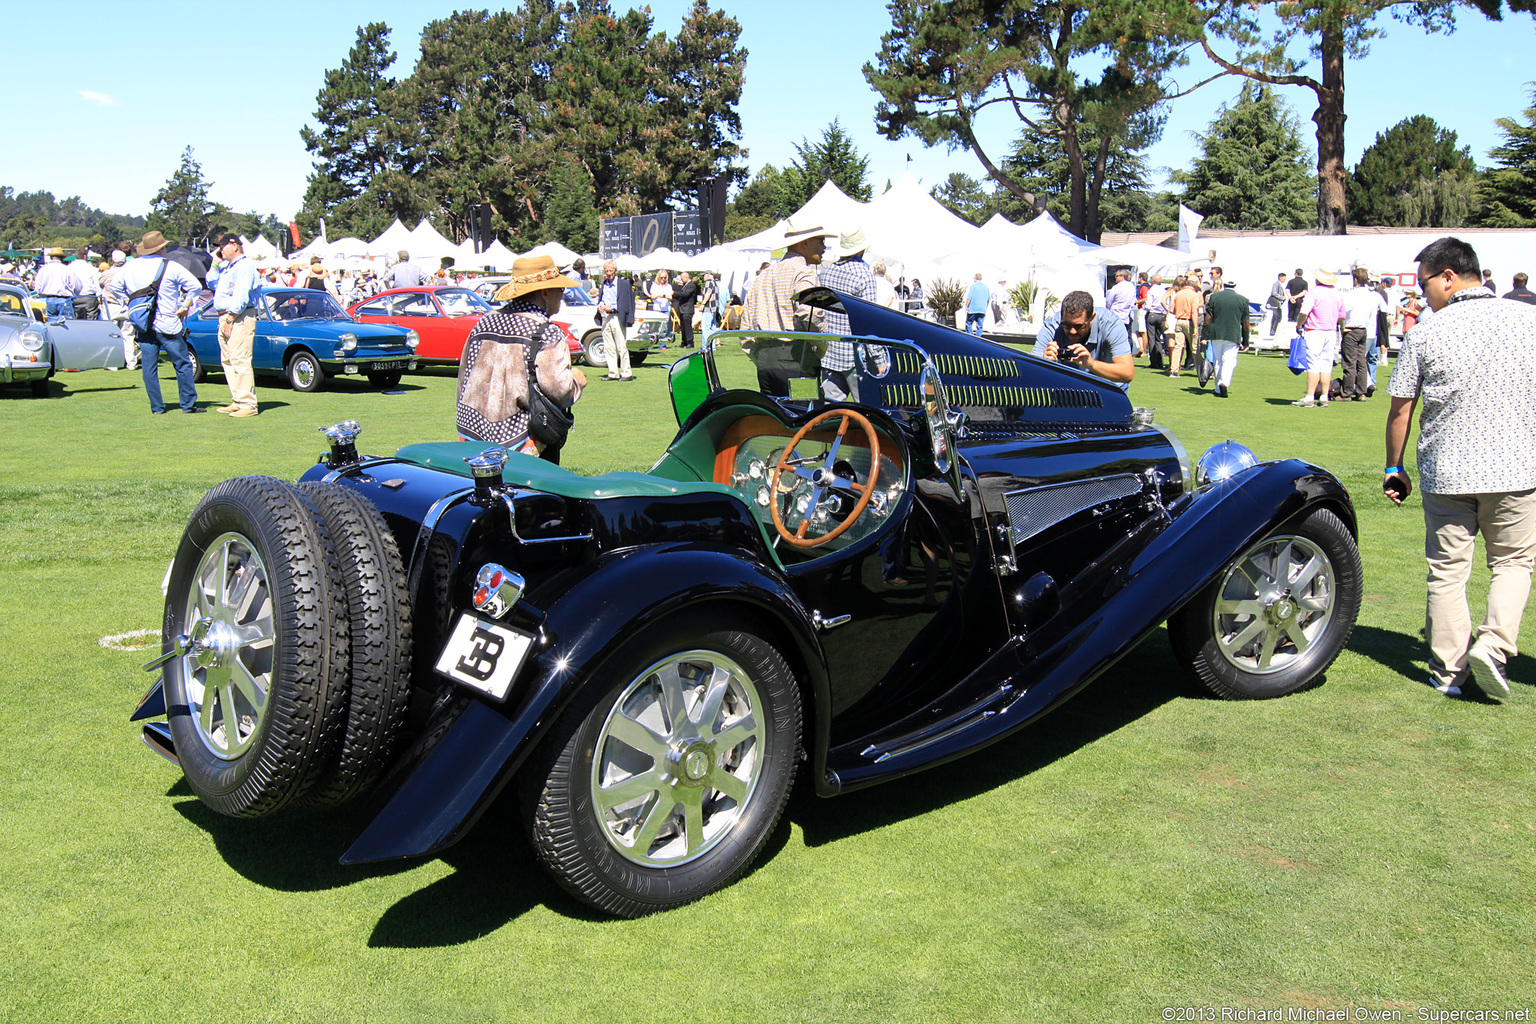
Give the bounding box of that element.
[3,0,1531,224]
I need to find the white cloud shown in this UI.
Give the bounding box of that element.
[79,90,119,106]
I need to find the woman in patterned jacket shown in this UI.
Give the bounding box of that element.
[456,255,587,462]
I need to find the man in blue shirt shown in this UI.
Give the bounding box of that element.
[965,273,990,335]
[209,233,261,417]
[1031,290,1135,390]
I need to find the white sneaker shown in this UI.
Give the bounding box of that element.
[1466,645,1509,699]
[1431,681,1462,697]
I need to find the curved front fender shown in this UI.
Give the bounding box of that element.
[341,542,828,864]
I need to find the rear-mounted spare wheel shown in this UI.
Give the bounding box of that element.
[160,476,350,816]
[294,482,414,806]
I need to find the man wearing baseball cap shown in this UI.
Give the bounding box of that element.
[209,233,260,417]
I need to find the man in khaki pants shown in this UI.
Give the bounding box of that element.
[210,233,259,417]
[1385,236,1536,699]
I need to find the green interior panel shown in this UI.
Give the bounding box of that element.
[394,442,740,501]
[668,350,714,426]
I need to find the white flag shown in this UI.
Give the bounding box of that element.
[1177,205,1204,253]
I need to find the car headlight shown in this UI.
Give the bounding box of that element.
[336,332,358,355]
[1194,440,1259,490]
[19,325,45,353]
[405,330,420,351]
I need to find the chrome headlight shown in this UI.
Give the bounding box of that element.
[1195,441,1259,490]
[336,332,358,355]
[19,325,45,352]
[405,330,420,351]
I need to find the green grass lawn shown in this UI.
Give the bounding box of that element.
[2,349,1532,1023]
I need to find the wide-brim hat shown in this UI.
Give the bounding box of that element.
[828,225,868,259]
[46,246,64,258]
[494,255,580,301]
[1315,268,1337,286]
[782,218,836,247]
[137,231,169,256]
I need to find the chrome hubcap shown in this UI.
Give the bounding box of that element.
[591,651,765,867]
[181,533,275,759]
[1211,534,1335,674]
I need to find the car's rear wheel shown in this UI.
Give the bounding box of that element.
[1170,507,1361,699]
[188,347,207,383]
[582,331,607,369]
[294,483,414,806]
[365,370,403,389]
[630,351,648,366]
[523,614,802,917]
[287,350,324,392]
[161,477,351,816]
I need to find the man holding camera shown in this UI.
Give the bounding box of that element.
[1031,290,1134,390]
[1384,236,1536,699]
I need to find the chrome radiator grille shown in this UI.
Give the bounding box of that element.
[1003,474,1142,548]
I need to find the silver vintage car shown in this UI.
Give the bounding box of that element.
[0,281,130,395]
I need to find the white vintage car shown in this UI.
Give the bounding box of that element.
[469,279,673,367]
[0,282,129,395]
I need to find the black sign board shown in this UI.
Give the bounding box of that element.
[631,213,670,257]
[672,212,703,255]
[600,217,631,259]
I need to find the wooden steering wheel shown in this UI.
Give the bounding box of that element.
[769,408,881,548]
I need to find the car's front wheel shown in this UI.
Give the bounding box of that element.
[1169,507,1361,699]
[287,350,324,392]
[188,347,207,383]
[581,331,607,369]
[523,614,802,917]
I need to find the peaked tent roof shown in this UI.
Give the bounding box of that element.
[242,234,279,260]
[370,219,415,257]
[862,172,983,270]
[406,219,460,261]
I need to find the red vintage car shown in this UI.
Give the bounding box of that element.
[347,285,583,364]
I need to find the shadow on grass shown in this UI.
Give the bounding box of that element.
[1347,622,1535,702]
[792,631,1197,850]
[172,795,414,891]
[176,627,1450,938]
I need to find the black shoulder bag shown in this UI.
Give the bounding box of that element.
[521,329,575,450]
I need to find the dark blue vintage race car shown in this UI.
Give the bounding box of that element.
[133,287,1361,917]
[184,288,420,392]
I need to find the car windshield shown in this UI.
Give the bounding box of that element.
[563,286,596,307]
[0,289,28,316]
[435,288,492,315]
[263,291,347,321]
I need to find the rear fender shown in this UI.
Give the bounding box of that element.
[340,543,827,864]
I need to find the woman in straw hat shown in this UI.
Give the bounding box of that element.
[456,255,587,461]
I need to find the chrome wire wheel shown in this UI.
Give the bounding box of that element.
[181,532,276,759]
[591,650,766,867]
[1210,533,1336,675]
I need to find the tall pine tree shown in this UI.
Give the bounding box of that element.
[1349,116,1478,226]
[147,147,213,245]
[1172,83,1314,230]
[1478,87,1536,227]
[297,22,398,240]
[787,120,872,205]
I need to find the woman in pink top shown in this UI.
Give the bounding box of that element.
[1293,269,1347,407]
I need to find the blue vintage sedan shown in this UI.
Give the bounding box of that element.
[184,288,419,392]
